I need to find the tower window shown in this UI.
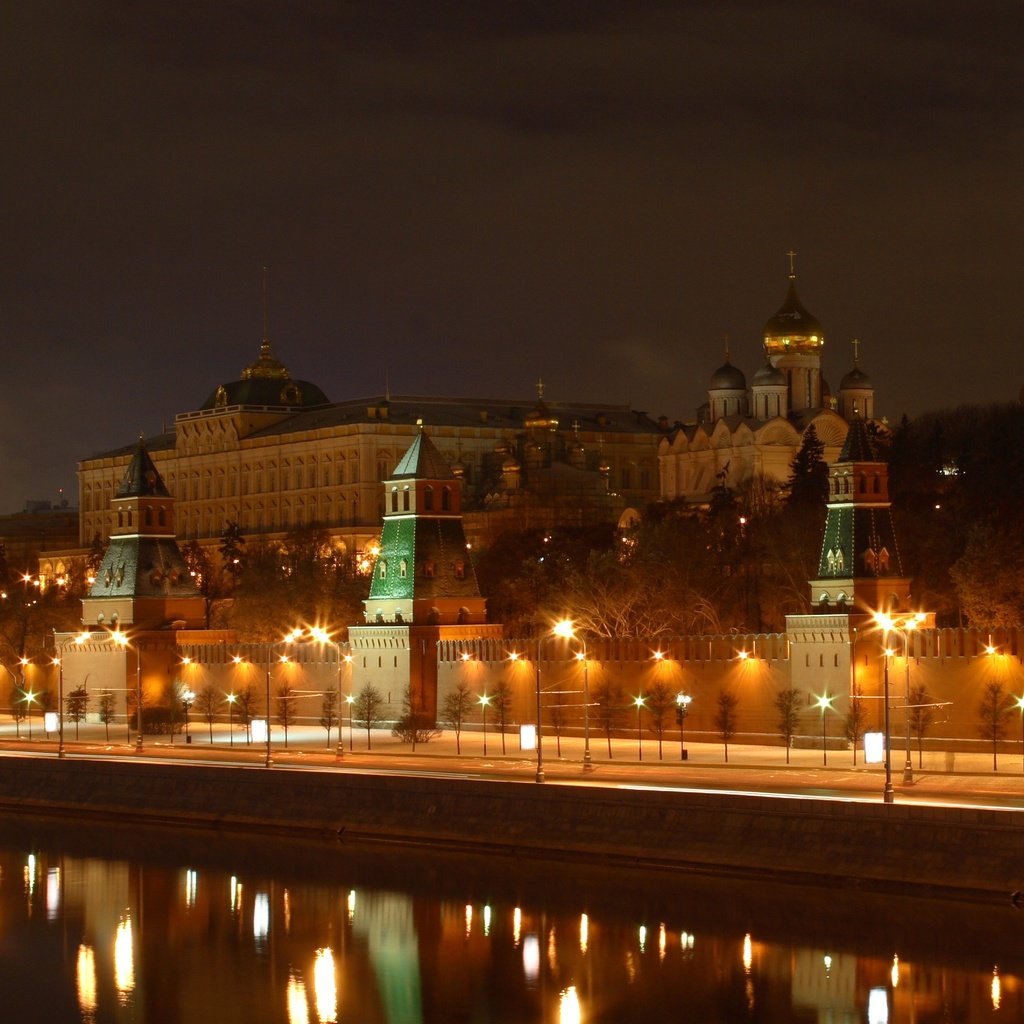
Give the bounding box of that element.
[424,486,434,511]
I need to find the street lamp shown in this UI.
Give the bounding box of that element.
[881,645,894,803]
[479,692,490,755]
[634,695,645,760]
[182,688,194,744]
[111,631,143,752]
[815,694,834,766]
[552,619,593,773]
[1016,696,1024,773]
[875,612,926,785]
[226,691,237,747]
[307,627,349,761]
[675,692,692,761]
[345,693,356,752]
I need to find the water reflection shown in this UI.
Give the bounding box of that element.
[0,818,1021,1024]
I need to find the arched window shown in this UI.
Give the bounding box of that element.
[400,559,408,578]
[378,559,388,580]
[158,507,166,527]
[424,486,434,511]
[402,487,410,511]
[391,488,398,512]
[873,475,881,494]
[441,487,451,511]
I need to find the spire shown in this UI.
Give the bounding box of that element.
[787,249,797,279]
[116,439,171,498]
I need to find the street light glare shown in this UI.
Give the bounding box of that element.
[552,619,575,639]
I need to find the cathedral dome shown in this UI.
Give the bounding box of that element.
[840,365,873,390]
[752,362,785,388]
[763,278,824,355]
[710,359,746,391]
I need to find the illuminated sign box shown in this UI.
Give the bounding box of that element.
[864,731,884,764]
[251,719,268,743]
[520,724,537,751]
[44,712,59,733]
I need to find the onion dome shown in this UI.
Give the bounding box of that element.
[502,454,521,473]
[763,276,824,355]
[710,357,746,391]
[752,362,785,388]
[451,458,466,479]
[840,365,873,390]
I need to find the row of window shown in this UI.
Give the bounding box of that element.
[389,485,454,512]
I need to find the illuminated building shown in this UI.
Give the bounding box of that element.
[658,259,878,502]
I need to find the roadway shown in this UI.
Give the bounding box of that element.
[2,718,1022,812]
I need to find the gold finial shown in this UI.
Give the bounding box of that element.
[536,377,545,400]
[852,338,860,366]
[416,417,423,430]
[786,250,797,279]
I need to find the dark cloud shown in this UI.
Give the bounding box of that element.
[1,1,1022,511]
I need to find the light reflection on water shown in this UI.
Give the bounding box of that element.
[0,821,1020,1023]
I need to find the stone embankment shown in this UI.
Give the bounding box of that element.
[0,755,1020,902]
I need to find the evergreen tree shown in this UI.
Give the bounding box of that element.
[786,425,829,508]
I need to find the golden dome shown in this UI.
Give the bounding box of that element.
[764,278,823,355]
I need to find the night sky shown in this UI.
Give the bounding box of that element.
[3,2,1022,514]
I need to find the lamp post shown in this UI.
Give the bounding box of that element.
[815,694,833,766]
[479,692,490,755]
[552,619,593,773]
[346,693,355,752]
[535,637,545,784]
[675,692,692,761]
[52,655,65,757]
[875,612,925,786]
[226,691,237,747]
[1016,696,1024,773]
[182,688,194,744]
[882,647,894,804]
[634,696,645,760]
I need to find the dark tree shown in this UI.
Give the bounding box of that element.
[234,684,258,744]
[219,520,247,584]
[97,689,116,741]
[774,688,803,764]
[592,678,626,757]
[194,685,222,743]
[644,680,676,761]
[320,689,339,747]
[978,680,1013,770]
[714,691,739,763]
[64,685,89,739]
[907,684,935,769]
[491,678,514,754]
[547,701,566,757]
[392,685,441,747]
[786,425,829,508]
[843,686,868,766]
[275,684,298,748]
[353,683,386,749]
[440,680,476,754]
[951,521,1024,630]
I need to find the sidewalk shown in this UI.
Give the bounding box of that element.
[4,715,1022,780]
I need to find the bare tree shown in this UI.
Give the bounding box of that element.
[548,702,566,757]
[644,680,676,761]
[275,684,299,748]
[714,690,739,763]
[194,685,222,743]
[235,684,258,744]
[908,684,935,769]
[441,680,476,754]
[64,685,89,740]
[320,689,339,747]
[592,678,626,757]
[353,683,386,749]
[978,680,1013,770]
[843,686,868,766]
[775,688,802,764]
[98,690,116,741]
[491,678,514,754]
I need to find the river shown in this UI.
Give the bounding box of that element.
[0,814,1018,1023]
